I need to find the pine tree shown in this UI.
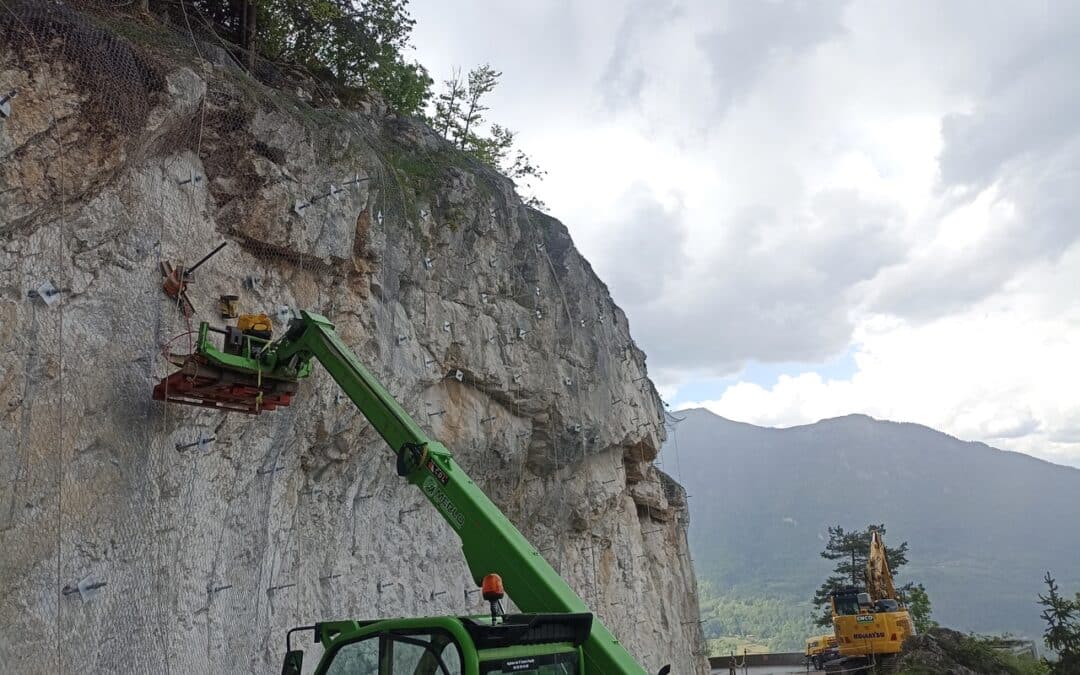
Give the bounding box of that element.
[1039,572,1080,673]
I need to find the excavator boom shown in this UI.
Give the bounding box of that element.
[866,529,898,602]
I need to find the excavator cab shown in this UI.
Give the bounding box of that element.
[830,587,862,616]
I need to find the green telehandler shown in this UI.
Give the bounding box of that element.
[154,311,671,675]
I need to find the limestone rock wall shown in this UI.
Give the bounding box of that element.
[0,4,707,673]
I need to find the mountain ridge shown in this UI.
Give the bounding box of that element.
[665,407,1080,645]
[674,408,1079,472]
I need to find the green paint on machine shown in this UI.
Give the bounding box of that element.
[423,474,466,529]
[164,311,667,675]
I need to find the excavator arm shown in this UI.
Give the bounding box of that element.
[866,529,898,602]
[248,311,649,674]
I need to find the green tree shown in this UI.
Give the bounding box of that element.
[811,524,910,627]
[470,123,515,168]
[429,66,546,208]
[906,582,937,634]
[369,56,432,116]
[1039,572,1080,674]
[176,0,432,114]
[506,145,548,210]
[431,69,465,139]
[455,65,500,151]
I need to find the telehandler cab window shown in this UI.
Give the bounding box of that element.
[325,635,379,675]
[323,630,462,675]
[390,632,462,675]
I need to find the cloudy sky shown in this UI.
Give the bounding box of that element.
[409,0,1080,467]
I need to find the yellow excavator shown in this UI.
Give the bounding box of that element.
[805,633,839,671]
[825,529,915,671]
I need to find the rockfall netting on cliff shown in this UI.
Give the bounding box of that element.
[0,2,707,672]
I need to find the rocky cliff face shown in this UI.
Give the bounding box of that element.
[0,4,706,673]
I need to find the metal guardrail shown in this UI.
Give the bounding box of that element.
[708,652,806,669]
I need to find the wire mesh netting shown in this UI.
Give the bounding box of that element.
[0,0,700,671]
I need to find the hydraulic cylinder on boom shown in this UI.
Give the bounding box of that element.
[155,310,668,675]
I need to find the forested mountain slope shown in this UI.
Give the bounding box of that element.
[667,408,1080,645]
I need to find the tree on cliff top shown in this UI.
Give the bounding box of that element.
[165,2,544,201]
[431,65,547,209]
[175,0,433,114]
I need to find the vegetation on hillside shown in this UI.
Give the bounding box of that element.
[699,581,816,653]
[430,65,546,208]
[172,0,432,113]
[152,1,544,200]
[898,628,1048,675]
[673,409,1080,641]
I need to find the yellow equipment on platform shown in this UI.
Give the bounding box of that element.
[237,313,272,338]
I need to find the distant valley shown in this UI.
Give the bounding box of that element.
[662,408,1080,650]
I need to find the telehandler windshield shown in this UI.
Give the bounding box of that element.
[321,629,463,675]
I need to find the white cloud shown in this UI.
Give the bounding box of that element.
[409,0,1080,465]
[683,240,1080,466]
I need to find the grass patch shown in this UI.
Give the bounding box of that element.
[381,144,477,229]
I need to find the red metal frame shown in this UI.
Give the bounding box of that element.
[152,357,297,414]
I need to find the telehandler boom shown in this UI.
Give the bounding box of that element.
[155,311,666,675]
